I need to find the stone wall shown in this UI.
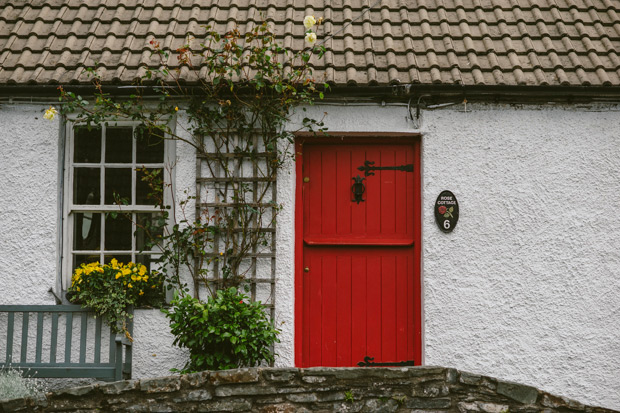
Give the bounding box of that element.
[1,367,616,413]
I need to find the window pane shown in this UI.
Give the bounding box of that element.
[104,168,132,205]
[74,127,101,163]
[73,168,100,205]
[136,213,165,252]
[136,168,163,205]
[73,212,101,250]
[136,128,165,164]
[104,255,132,266]
[105,127,133,163]
[105,213,132,251]
[73,254,102,271]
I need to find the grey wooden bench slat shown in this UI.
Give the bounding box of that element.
[0,305,132,381]
[5,312,14,364]
[94,317,102,364]
[80,311,87,364]
[20,311,29,363]
[64,312,73,364]
[50,312,58,364]
[35,312,43,363]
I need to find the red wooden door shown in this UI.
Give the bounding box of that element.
[295,137,421,367]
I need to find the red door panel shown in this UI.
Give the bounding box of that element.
[296,138,421,368]
[303,144,415,245]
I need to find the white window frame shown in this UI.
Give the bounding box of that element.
[61,120,175,290]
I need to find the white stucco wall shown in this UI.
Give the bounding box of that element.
[1,101,619,409]
[419,103,620,410]
[0,104,60,305]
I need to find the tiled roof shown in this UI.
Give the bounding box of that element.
[1,0,619,88]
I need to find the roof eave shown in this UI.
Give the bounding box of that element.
[1,84,620,104]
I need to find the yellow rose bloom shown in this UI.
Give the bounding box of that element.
[138,265,147,276]
[139,290,144,295]
[115,272,122,279]
[128,283,133,288]
[43,106,58,121]
[303,15,316,29]
[122,268,131,276]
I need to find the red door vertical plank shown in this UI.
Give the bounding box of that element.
[366,255,381,361]
[395,253,408,362]
[381,254,397,362]
[394,147,408,236]
[365,147,381,236]
[308,253,323,366]
[321,150,337,236]
[321,252,338,366]
[406,146,415,238]
[380,149,396,236]
[302,257,311,367]
[336,254,352,366]
[306,148,322,238]
[351,148,367,237]
[336,149,352,235]
[351,254,367,366]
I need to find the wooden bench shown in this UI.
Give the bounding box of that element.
[0,305,132,382]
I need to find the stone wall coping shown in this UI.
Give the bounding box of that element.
[1,366,617,412]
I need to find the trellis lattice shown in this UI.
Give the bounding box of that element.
[195,132,277,318]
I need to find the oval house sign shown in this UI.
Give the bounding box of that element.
[435,190,459,233]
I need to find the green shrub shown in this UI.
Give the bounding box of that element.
[163,288,280,372]
[0,366,46,401]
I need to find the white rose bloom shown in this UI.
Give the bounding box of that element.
[43,106,58,121]
[305,32,317,45]
[303,15,316,29]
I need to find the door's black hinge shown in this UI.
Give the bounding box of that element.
[357,356,415,367]
[358,160,414,177]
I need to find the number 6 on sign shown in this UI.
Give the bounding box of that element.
[434,190,459,233]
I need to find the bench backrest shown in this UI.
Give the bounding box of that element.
[0,305,132,381]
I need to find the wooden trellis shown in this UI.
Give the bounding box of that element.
[195,133,277,319]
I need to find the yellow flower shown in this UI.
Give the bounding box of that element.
[122,268,131,276]
[131,274,137,282]
[138,265,147,276]
[110,258,119,268]
[305,32,317,45]
[303,15,316,29]
[139,290,144,296]
[115,272,122,279]
[43,106,58,120]
[174,106,179,111]
[128,283,133,288]
[76,287,80,292]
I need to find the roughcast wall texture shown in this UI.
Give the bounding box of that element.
[1,367,615,413]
